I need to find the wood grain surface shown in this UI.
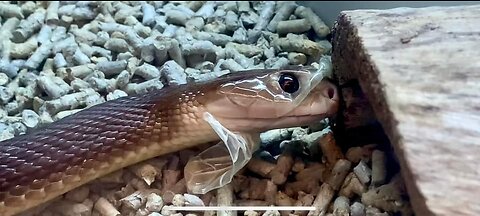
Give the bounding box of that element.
[332,4,480,216]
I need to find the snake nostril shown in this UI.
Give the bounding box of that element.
[328,88,335,99]
[324,87,336,100]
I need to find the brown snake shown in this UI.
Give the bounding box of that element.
[0,67,339,215]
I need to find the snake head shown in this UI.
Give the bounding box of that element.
[203,66,339,133]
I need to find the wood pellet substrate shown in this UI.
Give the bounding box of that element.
[0,1,412,216]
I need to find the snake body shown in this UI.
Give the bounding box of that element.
[0,69,339,215]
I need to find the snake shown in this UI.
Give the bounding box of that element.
[0,67,339,216]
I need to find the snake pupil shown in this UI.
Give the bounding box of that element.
[279,73,299,94]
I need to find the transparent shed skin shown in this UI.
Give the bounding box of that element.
[185,63,339,194]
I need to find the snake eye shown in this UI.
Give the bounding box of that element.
[278,73,299,94]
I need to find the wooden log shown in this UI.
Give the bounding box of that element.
[332,4,480,216]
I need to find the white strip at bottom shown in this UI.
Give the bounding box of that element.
[164,206,316,211]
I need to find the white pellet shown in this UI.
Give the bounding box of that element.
[37,75,72,99]
[185,17,205,32]
[135,63,160,80]
[10,122,27,135]
[142,3,156,26]
[12,9,45,43]
[146,193,164,212]
[161,205,177,216]
[160,60,187,85]
[95,31,110,46]
[46,1,60,25]
[181,40,219,56]
[21,109,40,128]
[37,25,53,44]
[117,52,134,61]
[162,24,178,38]
[0,128,14,141]
[350,202,366,216]
[70,78,91,91]
[172,194,186,207]
[96,60,128,76]
[195,1,215,19]
[354,160,372,185]
[73,49,91,65]
[53,109,83,121]
[54,53,68,69]
[124,79,163,95]
[0,3,24,19]
[0,60,20,78]
[221,59,244,72]
[115,70,131,89]
[25,42,53,70]
[106,89,128,101]
[71,7,96,21]
[184,194,204,207]
[0,73,9,86]
[87,77,115,93]
[0,86,14,105]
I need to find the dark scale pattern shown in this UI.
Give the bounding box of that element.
[0,90,174,200]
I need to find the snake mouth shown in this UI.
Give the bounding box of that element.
[215,112,333,133]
